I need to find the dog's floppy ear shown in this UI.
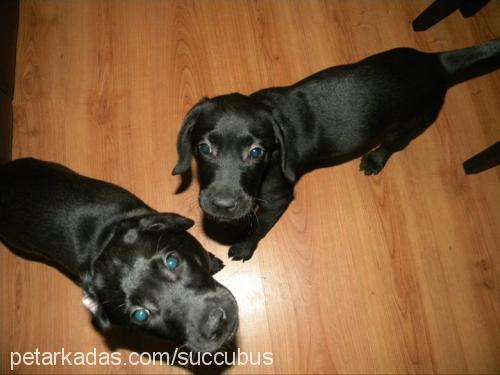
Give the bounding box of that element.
[172,98,210,175]
[139,213,194,233]
[269,107,301,183]
[207,252,225,275]
[111,213,194,244]
[81,274,111,332]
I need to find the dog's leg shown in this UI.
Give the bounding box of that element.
[360,122,430,175]
[360,145,395,175]
[361,124,433,175]
[229,193,293,261]
[360,102,444,175]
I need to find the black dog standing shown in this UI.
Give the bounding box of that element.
[0,158,238,352]
[173,38,500,261]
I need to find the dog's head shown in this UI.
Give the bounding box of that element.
[172,94,298,221]
[82,213,238,352]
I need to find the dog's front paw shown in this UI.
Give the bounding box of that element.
[360,153,385,175]
[228,241,257,262]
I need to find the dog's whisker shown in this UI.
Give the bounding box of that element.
[249,213,256,231]
[155,232,165,253]
[110,302,126,313]
[252,196,268,204]
[251,210,260,231]
[248,211,260,232]
[99,298,125,305]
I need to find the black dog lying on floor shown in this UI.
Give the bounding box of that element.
[0,158,238,353]
[173,38,500,261]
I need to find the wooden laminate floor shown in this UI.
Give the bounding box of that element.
[1,1,500,374]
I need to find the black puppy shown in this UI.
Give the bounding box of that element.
[0,158,238,352]
[173,38,500,261]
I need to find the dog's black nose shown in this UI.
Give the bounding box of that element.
[202,307,227,340]
[212,197,237,210]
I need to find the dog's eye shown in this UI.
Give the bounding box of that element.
[249,147,264,159]
[165,254,179,270]
[131,308,150,323]
[198,143,212,156]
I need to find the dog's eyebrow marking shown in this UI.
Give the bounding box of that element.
[94,272,105,289]
[123,229,138,244]
[121,257,150,294]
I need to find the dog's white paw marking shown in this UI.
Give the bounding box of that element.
[82,293,99,315]
[123,229,138,244]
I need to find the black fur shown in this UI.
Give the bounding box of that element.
[0,158,238,352]
[173,38,500,261]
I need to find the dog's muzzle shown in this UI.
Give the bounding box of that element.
[185,286,239,352]
[200,189,254,221]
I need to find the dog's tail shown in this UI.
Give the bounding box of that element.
[439,38,500,87]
